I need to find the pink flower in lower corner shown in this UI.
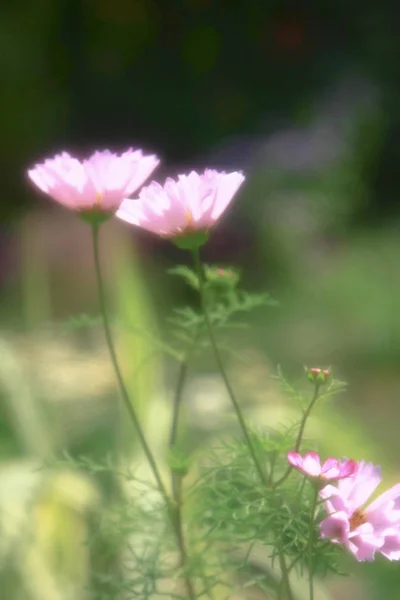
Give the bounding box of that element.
[287,452,358,481]
[319,461,400,561]
[27,149,159,216]
[116,169,245,238]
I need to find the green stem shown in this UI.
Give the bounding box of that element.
[267,451,278,486]
[278,552,294,600]
[169,353,190,502]
[168,335,199,599]
[308,489,319,600]
[92,225,196,599]
[172,475,197,599]
[91,225,170,503]
[273,383,321,488]
[293,384,321,454]
[169,332,199,451]
[192,248,267,486]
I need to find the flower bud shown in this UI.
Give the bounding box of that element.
[205,265,240,286]
[306,367,331,385]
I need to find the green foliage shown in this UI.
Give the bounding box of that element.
[34,259,364,600]
[167,265,277,354]
[64,263,276,366]
[196,431,343,580]
[274,366,348,411]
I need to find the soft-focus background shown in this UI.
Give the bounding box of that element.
[1,1,400,598]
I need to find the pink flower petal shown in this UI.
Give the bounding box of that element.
[320,512,350,543]
[339,459,358,478]
[319,459,400,562]
[287,452,303,468]
[337,461,381,513]
[116,169,245,238]
[27,149,159,215]
[301,452,322,477]
[321,458,341,478]
[379,532,400,560]
[366,483,400,530]
[346,533,382,562]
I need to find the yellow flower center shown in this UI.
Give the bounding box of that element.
[349,509,367,531]
[95,191,103,208]
[185,208,194,229]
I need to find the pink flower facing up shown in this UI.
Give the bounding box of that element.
[116,169,245,245]
[287,452,358,482]
[27,149,160,222]
[319,461,400,562]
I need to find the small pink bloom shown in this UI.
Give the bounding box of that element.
[319,461,400,561]
[116,169,245,237]
[27,149,159,215]
[287,452,358,480]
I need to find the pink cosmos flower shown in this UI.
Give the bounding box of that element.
[287,452,358,481]
[115,169,245,237]
[27,149,159,216]
[319,461,400,561]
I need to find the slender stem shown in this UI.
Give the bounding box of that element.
[169,355,190,501]
[192,248,267,486]
[169,332,199,450]
[172,475,197,599]
[168,334,199,599]
[308,489,319,600]
[169,360,190,449]
[191,249,296,599]
[91,225,170,504]
[267,451,278,486]
[293,384,321,454]
[273,383,321,488]
[278,552,294,600]
[93,225,197,598]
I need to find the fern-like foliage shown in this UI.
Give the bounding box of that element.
[195,430,344,581]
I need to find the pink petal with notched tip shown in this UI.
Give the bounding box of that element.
[28,149,159,214]
[116,168,245,238]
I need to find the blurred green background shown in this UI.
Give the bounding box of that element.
[1,0,400,598]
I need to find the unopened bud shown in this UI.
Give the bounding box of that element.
[306,367,331,385]
[216,268,234,279]
[206,265,239,286]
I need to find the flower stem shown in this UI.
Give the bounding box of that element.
[273,383,321,488]
[171,474,197,599]
[169,336,199,599]
[308,489,319,600]
[169,332,199,451]
[91,225,169,500]
[92,225,195,599]
[278,552,294,600]
[192,248,295,599]
[293,383,321,454]
[169,356,190,504]
[192,248,267,485]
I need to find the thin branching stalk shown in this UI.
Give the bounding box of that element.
[193,247,296,599]
[293,384,321,454]
[278,552,294,600]
[92,224,196,599]
[273,383,321,488]
[192,247,268,487]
